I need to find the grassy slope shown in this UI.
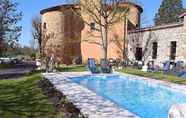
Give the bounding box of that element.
[0,64,11,69]
[56,65,88,72]
[0,74,58,118]
[118,68,186,84]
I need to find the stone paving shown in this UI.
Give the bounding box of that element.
[43,72,140,118]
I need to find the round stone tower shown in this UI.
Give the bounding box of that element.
[120,2,143,27]
[40,5,84,65]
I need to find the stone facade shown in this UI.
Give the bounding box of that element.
[40,2,142,64]
[127,16,186,67]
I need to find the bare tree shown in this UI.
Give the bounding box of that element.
[31,15,57,69]
[29,38,36,51]
[32,16,42,56]
[71,0,130,60]
[0,0,22,56]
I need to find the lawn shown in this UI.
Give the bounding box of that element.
[0,73,59,118]
[118,67,186,84]
[0,64,11,69]
[56,65,88,72]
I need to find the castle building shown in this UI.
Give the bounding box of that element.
[40,2,143,64]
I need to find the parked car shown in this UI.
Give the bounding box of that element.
[0,57,11,64]
[0,57,23,64]
[0,58,2,64]
[10,58,18,64]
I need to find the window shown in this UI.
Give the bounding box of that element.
[90,22,96,30]
[43,22,47,30]
[152,42,158,59]
[170,41,177,60]
[135,47,142,61]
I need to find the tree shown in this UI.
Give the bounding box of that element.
[154,0,184,25]
[31,16,42,56]
[71,0,129,60]
[0,0,22,56]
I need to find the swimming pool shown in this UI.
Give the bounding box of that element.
[70,74,186,118]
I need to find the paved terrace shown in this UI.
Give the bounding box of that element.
[43,72,140,118]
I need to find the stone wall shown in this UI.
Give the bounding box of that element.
[127,16,186,67]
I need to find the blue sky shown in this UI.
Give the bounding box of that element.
[17,0,186,46]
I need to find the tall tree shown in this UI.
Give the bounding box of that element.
[32,16,42,55]
[71,0,129,60]
[0,0,22,56]
[154,0,184,25]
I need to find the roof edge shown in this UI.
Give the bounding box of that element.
[120,2,143,13]
[40,4,79,14]
[40,2,143,15]
[129,22,184,33]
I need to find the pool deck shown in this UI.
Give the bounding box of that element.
[43,72,186,118]
[43,72,140,118]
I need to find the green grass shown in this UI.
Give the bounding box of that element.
[0,64,11,69]
[118,67,186,84]
[56,65,88,72]
[0,73,58,118]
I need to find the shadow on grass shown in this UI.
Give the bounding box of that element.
[38,79,85,118]
[119,68,186,85]
[0,74,57,118]
[0,64,11,69]
[56,65,88,72]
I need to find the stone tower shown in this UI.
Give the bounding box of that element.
[41,5,84,65]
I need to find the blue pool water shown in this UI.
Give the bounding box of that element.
[70,74,186,118]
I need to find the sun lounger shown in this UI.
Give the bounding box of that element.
[100,59,112,73]
[88,58,100,74]
[163,61,171,74]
